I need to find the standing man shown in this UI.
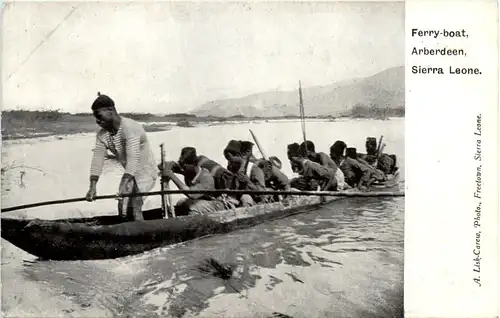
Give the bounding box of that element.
[85,93,158,221]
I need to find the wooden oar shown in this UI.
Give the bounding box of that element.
[249,129,268,160]
[1,189,404,213]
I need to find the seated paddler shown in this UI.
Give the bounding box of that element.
[287,143,337,191]
[250,156,290,190]
[299,140,337,170]
[370,139,398,176]
[224,140,255,176]
[331,142,366,189]
[287,143,303,174]
[160,161,226,216]
[331,141,385,187]
[299,140,347,190]
[173,146,249,208]
[223,140,264,205]
[330,140,347,165]
[343,147,386,190]
[249,155,289,199]
[358,137,399,176]
[86,93,158,221]
[378,153,398,176]
[288,143,317,191]
[358,137,378,165]
[177,147,234,190]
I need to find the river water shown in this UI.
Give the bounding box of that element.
[1,118,404,317]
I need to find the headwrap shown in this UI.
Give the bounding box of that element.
[91,92,115,111]
[223,140,241,158]
[346,147,358,159]
[179,147,197,166]
[330,140,347,158]
[268,156,282,169]
[299,140,315,155]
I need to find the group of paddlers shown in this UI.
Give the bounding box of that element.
[85,93,398,221]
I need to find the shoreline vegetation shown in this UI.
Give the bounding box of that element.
[1,106,404,141]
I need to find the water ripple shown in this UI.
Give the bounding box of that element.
[8,197,404,317]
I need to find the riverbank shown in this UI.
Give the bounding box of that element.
[1,111,176,141]
[1,110,402,141]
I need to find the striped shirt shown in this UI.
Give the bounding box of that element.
[90,117,158,182]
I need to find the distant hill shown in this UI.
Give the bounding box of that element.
[190,66,404,117]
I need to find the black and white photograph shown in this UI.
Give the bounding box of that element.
[1,1,405,317]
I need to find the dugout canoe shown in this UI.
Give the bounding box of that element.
[1,178,401,261]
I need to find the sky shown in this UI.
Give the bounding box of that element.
[1,1,404,114]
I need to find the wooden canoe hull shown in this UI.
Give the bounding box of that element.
[1,177,401,261]
[1,196,332,260]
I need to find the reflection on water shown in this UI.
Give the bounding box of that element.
[13,196,404,318]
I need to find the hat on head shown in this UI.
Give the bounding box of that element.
[366,137,377,151]
[91,92,115,111]
[224,140,241,155]
[179,147,197,166]
[330,140,347,158]
[299,140,315,154]
[287,143,301,158]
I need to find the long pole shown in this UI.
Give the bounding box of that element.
[162,146,176,218]
[299,81,307,150]
[376,135,384,155]
[159,144,168,219]
[1,189,404,213]
[249,129,268,160]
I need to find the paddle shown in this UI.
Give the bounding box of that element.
[1,189,404,213]
[249,129,268,160]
